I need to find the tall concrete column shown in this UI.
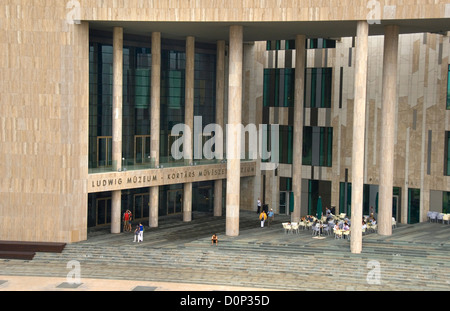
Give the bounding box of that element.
[183,36,195,222]
[111,27,123,234]
[291,34,306,223]
[214,40,226,217]
[350,21,369,254]
[378,25,399,236]
[226,25,243,236]
[149,31,161,228]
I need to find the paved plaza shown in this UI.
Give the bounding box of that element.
[1,211,450,291]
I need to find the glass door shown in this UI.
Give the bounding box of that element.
[167,189,183,215]
[408,188,420,224]
[133,193,150,220]
[392,195,399,222]
[96,197,111,225]
[279,192,287,214]
[196,185,213,212]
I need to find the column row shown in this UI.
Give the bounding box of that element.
[109,28,231,234]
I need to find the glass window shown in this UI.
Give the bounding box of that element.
[305,68,332,108]
[445,132,450,176]
[302,126,313,165]
[308,38,336,49]
[266,40,295,50]
[443,191,450,214]
[302,126,332,167]
[447,65,450,109]
[263,68,294,107]
[279,125,293,164]
[263,68,279,107]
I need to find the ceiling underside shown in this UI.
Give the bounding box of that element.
[88,19,450,42]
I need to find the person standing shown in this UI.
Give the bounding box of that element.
[133,225,139,242]
[138,222,144,243]
[267,208,274,226]
[259,210,267,228]
[127,210,133,232]
[123,210,129,232]
[257,198,261,214]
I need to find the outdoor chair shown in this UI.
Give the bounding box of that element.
[343,230,350,240]
[392,217,397,229]
[429,212,437,222]
[333,228,342,239]
[312,225,320,236]
[282,223,292,234]
[443,214,450,225]
[427,211,433,222]
[323,225,331,236]
[291,223,300,234]
[437,213,444,223]
[299,221,306,230]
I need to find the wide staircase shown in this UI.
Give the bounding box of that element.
[2,212,450,290]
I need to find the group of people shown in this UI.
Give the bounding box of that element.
[122,210,133,232]
[257,198,274,228]
[123,210,144,243]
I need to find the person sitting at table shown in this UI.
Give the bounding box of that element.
[362,221,367,231]
[334,221,340,231]
[343,222,350,231]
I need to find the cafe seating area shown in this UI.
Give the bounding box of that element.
[281,212,398,240]
[427,211,450,224]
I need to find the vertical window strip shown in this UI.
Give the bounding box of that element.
[447,65,450,109]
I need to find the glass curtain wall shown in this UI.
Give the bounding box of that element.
[89,43,113,171]
[89,34,217,170]
[122,46,152,168]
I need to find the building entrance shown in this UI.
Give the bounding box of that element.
[96,197,112,226]
[167,189,183,215]
[133,192,150,220]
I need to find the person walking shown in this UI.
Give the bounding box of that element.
[259,210,267,228]
[267,208,274,226]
